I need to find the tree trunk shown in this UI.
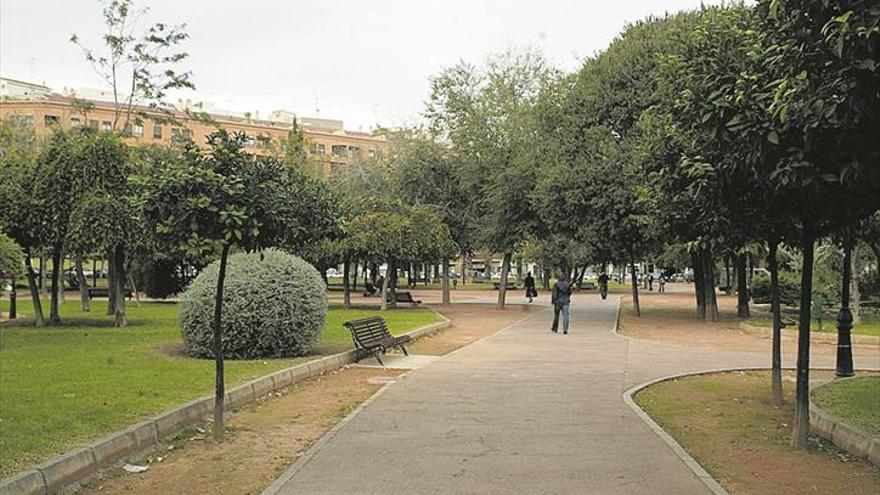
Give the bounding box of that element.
[49,246,62,324]
[542,267,551,290]
[389,261,399,309]
[736,254,750,317]
[213,244,231,442]
[703,250,719,322]
[106,248,116,315]
[693,251,706,319]
[92,259,98,287]
[114,245,127,327]
[792,233,814,450]
[576,266,587,289]
[851,242,861,325]
[725,256,733,295]
[75,256,90,312]
[460,252,468,286]
[342,258,351,309]
[442,260,451,305]
[39,254,46,293]
[351,261,358,292]
[24,250,45,326]
[768,239,783,406]
[380,263,391,311]
[8,274,16,319]
[630,255,641,317]
[496,252,511,309]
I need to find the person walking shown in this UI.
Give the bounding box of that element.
[648,273,654,291]
[524,272,537,303]
[551,272,572,334]
[658,274,666,293]
[598,272,609,300]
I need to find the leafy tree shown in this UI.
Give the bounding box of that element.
[0,232,23,320]
[134,130,336,440]
[70,0,194,130]
[0,119,45,326]
[427,49,553,308]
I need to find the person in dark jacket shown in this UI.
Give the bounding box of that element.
[551,272,572,334]
[524,272,537,302]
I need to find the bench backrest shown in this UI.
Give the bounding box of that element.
[344,316,392,348]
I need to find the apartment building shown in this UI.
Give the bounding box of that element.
[0,77,389,176]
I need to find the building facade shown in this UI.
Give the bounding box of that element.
[0,77,389,177]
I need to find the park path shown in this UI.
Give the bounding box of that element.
[266,295,861,495]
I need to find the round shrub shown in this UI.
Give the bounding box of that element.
[179,248,327,359]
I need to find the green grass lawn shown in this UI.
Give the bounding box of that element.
[745,316,880,336]
[812,377,880,436]
[0,299,440,477]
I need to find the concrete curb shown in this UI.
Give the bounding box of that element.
[623,366,880,495]
[810,380,880,465]
[0,315,451,495]
[738,322,880,346]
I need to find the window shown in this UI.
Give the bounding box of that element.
[70,117,81,128]
[310,143,325,155]
[10,114,35,127]
[348,146,362,158]
[172,127,192,143]
[89,120,99,130]
[101,121,112,132]
[331,144,347,157]
[123,123,133,136]
[153,125,162,139]
[133,124,143,138]
[44,115,60,126]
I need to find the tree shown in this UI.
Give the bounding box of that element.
[0,118,45,326]
[388,129,474,304]
[134,130,314,441]
[70,0,194,130]
[426,49,553,308]
[0,232,23,320]
[757,0,880,449]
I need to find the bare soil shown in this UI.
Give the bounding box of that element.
[619,292,880,360]
[637,370,880,495]
[412,303,540,355]
[78,303,539,494]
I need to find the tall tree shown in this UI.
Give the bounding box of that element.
[70,0,194,130]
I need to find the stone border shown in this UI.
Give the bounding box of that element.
[809,380,880,465]
[0,315,451,495]
[738,321,880,346]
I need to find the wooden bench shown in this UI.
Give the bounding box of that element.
[87,287,133,300]
[386,290,422,307]
[343,316,411,365]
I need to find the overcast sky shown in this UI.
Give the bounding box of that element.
[2,0,723,131]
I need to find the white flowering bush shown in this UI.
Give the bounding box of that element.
[179,248,327,359]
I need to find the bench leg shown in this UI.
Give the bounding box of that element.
[373,350,385,366]
[399,344,409,356]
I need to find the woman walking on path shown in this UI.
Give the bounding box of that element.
[551,272,572,334]
[524,272,537,303]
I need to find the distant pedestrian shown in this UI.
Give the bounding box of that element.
[658,274,666,293]
[551,272,572,334]
[598,272,610,300]
[648,273,654,291]
[524,272,537,303]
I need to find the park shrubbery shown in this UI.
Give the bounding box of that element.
[750,273,800,306]
[179,249,327,359]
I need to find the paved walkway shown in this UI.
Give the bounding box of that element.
[267,295,871,494]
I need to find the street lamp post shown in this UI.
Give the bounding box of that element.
[836,241,855,378]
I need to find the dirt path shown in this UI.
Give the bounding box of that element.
[618,292,880,364]
[78,303,539,495]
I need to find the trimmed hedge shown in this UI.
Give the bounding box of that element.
[751,272,800,305]
[179,249,327,359]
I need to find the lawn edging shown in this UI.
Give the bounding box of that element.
[809,380,880,465]
[738,321,880,346]
[0,314,450,495]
